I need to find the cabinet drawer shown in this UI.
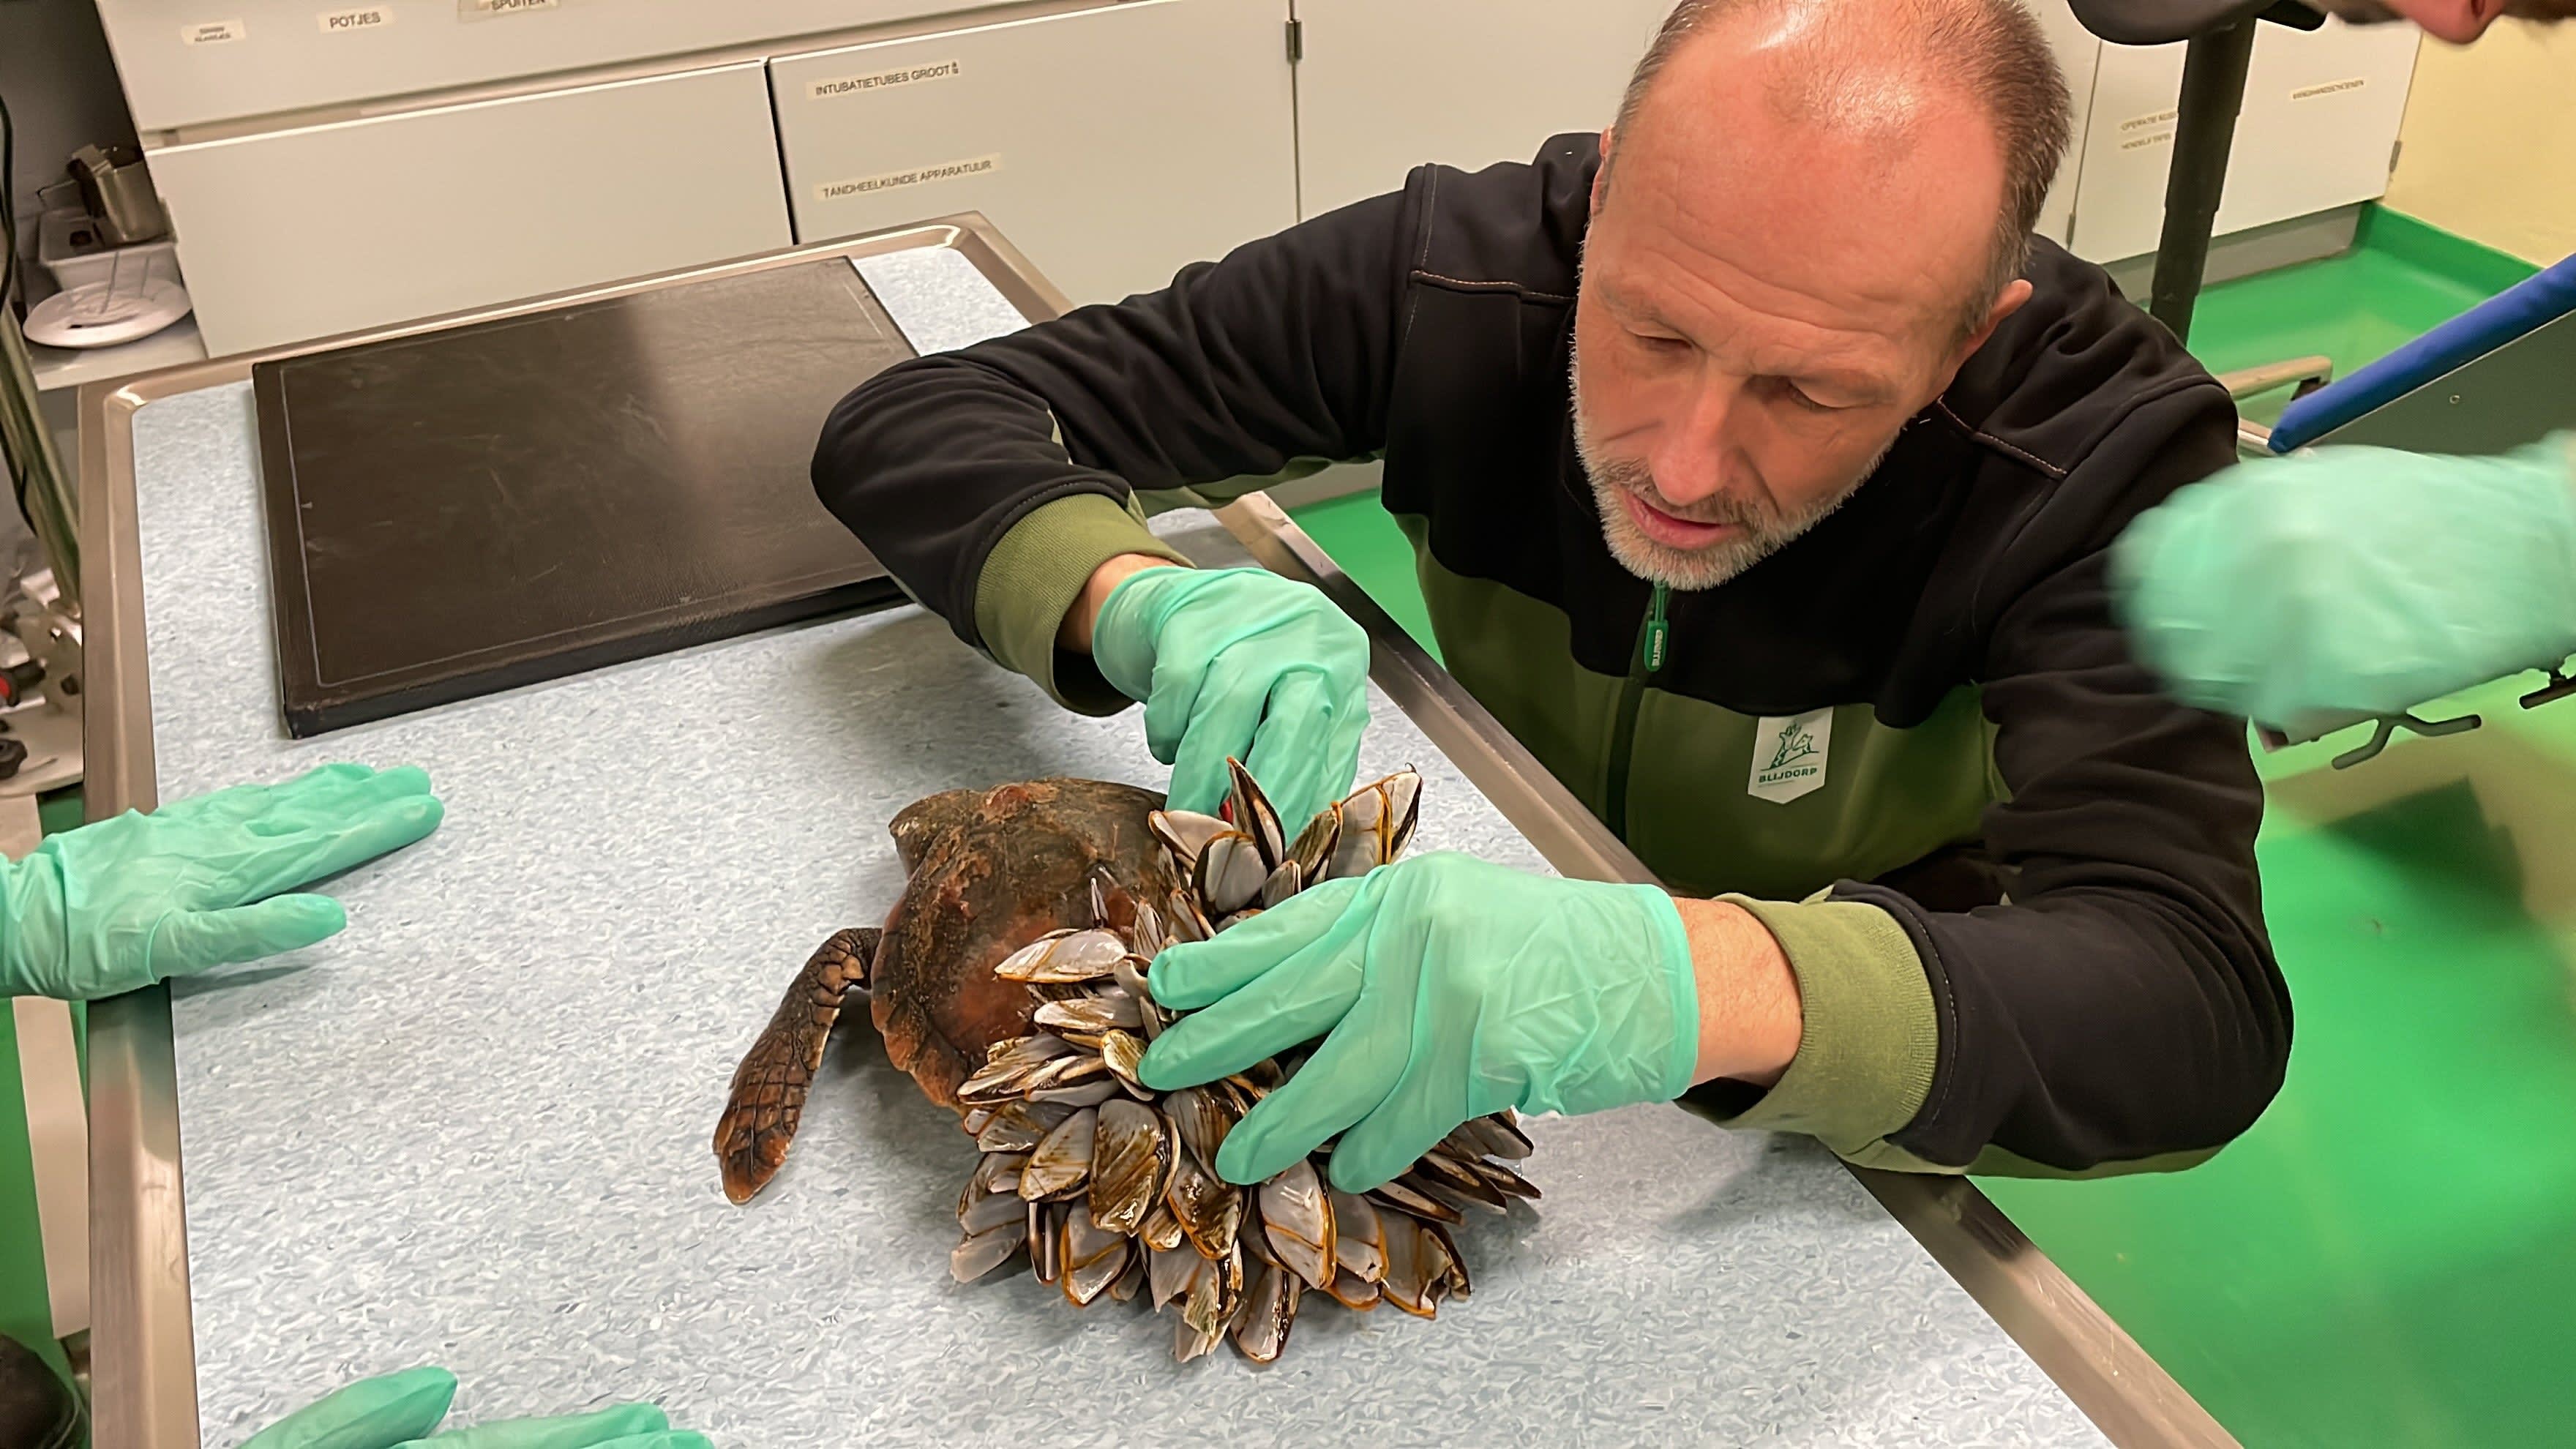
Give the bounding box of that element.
[97,0,1014,131]
[771,0,1297,308]
[2070,17,2419,263]
[1291,0,1669,221]
[149,61,794,356]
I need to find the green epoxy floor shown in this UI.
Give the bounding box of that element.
[1289,213,2575,1447]
[2180,209,2528,429]
[1987,685,2576,1448]
[0,1005,76,1393]
[2,791,89,1401]
[1292,492,1448,667]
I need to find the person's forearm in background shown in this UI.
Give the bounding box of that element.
[2113,434,2576,724]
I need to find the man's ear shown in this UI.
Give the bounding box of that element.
[1936,279,2034,390]
[1592,124,1617,217]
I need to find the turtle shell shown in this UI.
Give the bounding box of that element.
[871,779,1177,1109]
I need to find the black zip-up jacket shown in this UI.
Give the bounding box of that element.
[813,135,2288,1175]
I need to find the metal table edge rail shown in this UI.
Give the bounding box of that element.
[77,214,1066,1449]
[83,327,195,1449]
[1210,492,2240,1449]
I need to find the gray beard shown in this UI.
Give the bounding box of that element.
[1570,363,1887,592]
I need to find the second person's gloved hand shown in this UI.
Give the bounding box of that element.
[1088,566,1370,830]
[2111,434,2576,724]
[239,1366,707,1448]
[1137,853,1700,1193]
[0,762,443,1001]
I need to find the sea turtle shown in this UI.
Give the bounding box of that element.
[716,777,1177,1205]
[712,765,1538,1363]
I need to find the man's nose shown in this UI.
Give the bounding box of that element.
[1647,374,1738,507]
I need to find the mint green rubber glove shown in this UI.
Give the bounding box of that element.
[1137,853,1699,1192]
[239,1366,708,1449]
[1089,566,1369,831]
[0,763,443,1000]
[2111,434,2576,724]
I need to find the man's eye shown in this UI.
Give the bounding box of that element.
[1772,378,1839,413]
[1630,330,1691,354]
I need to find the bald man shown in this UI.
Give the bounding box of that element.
[814,0,2285,1187]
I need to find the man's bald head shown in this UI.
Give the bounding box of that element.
[1603,0,2072,340]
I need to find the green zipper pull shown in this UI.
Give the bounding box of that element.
[1642,583,1671,673]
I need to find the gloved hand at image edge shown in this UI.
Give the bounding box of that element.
[1088,565,1371,832]
[2111,433,2576,725]
[239,1366,709,1449]
[0,762,443,1000]
[1137,852,1700,1193]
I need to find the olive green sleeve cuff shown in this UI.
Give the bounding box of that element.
[972,493,1191,715]
[1680,894,1941,1160]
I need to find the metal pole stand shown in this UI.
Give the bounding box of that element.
[2148,20,2259,342]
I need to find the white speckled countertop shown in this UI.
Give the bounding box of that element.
[123,248,2109,1448]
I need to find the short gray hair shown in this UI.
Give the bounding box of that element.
[1606,0,2074,340]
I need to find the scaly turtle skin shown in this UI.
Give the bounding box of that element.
[716,779,1176,1204]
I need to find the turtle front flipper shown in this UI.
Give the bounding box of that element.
[715,927,880,1205]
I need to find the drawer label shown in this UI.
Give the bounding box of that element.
[2118,110,2176,152]
[815,153,1001,203]
[808,59,963,102]
[461,0,558,15]
[181,17,247,42]
[317,4,393,33]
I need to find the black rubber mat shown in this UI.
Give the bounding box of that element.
[253,258,910,737]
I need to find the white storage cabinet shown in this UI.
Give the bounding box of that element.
[2064,12,2419,263]
[1288,0,1673,220]
[1292,1,2117,244]
[148,61,794,354]
[97,0,1013,130]
[771,0,1298,307]
[102,0,2425,363]
[2015,0,2103,245]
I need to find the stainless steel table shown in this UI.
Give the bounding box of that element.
[80,220,2229,1448]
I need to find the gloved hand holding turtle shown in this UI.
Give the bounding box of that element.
[1140,852,1707,1194]
[1087,564,1372,832]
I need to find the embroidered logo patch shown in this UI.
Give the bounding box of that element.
[1749,708,1832,804]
